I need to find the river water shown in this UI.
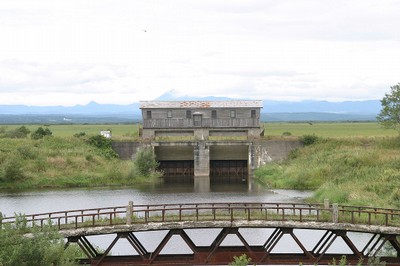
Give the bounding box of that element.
[0,178,383,259]
[0,178,311,217]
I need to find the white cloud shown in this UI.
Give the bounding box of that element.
[0,0,399,105]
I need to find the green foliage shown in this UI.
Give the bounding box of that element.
[17,146,37,160]
[300,134,318,145]
[0,137,133,190]
[133,147,159,177]
[377,83,400,133]
[229,254,252,266]
[31,127,52,140]
[327,256,386,266]
[282,131,292,136]
[73,132,86,138]
[329,255,348,266]
[87,135,110,149]
[0,126,31,139]
[0,214,81,266]
[0,160,25,182]
[87,135,118,159]
[255,137,400,207]
[7,126,31,138]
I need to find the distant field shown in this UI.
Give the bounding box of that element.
[1,124,140,139]
[1,122,397,139]
[263,122,397,138]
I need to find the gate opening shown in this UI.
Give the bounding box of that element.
[210,160,248,184]
[158,160,194,183]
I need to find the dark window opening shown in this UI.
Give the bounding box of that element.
[211,110,217,119]
[251,110,256,118]
[147,111,152,119]
[186,110,191,119]
[193,115,202,127]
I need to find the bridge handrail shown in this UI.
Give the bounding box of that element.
[0,205,128,223]
[1,202,399,231]
[0,202,321,220]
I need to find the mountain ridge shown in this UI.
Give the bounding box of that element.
[0,91,382,123]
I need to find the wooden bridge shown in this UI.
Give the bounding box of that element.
[2,202,400,265]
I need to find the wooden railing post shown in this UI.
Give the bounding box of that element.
[126,201,133,225]
[324,199,330,209]
[332,203,339,223]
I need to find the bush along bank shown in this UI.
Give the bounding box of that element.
[0,135,161,191]
[254,136,400,208]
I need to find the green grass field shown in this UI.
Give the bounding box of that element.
[1,124,140,140]
[263,122,397,138]
[2,122,397,139]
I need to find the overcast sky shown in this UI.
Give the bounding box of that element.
[1,0,399,106]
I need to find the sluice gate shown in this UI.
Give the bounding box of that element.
[154,141,251,183]
[210,160,248,183]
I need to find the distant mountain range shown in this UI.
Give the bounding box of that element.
[0,91,381,123]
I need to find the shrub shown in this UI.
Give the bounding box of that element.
[31,127,52,140]
[17,146,36,160]
[282,131,292,136]
[73,132,86,138]
[87,135,110,149]
[1,160,25,182]
[133,147,159,177]
[300,134,318,145]
[7,126,31,138]
[0,215,82,266]
[87,135,118,159]
[229,254,251,266]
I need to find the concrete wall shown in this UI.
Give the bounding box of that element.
[111,142,144,160]
[111,140,302,171]
[210,145,248,160]
[194,142,209,176]
[251,140,302,168]
[155,146,194,160]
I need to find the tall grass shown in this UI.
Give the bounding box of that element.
[254,136,400,208]
[0,136,160,190]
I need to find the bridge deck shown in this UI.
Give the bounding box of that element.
[2,202,400,265]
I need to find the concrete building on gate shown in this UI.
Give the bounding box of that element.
[111,100,301,180]
[139,100,264,140]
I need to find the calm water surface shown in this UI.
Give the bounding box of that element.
[0,178,311,216]
[0,179,376,258]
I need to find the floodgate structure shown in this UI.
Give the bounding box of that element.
[112,100,301,182]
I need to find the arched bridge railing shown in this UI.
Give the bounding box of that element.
[1,202,400,231]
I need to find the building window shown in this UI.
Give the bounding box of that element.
[230,110,236,118]
[251,110,256,118]
[186,110,191,119]
[146,111,152,119]
[193,114,202,126]
[167,110,172,118]
[211,110,217,119]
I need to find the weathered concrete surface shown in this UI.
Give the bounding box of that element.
[112,140,301,165]
[59,220,400,238]
[111,142,143,160]
[252,140,302,166]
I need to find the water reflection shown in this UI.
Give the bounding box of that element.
[0,181,380,261]
[0,178,312,217]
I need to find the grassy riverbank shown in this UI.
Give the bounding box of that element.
[0,136,159,191]
[2,122,400,208]
[255,136,400,208]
